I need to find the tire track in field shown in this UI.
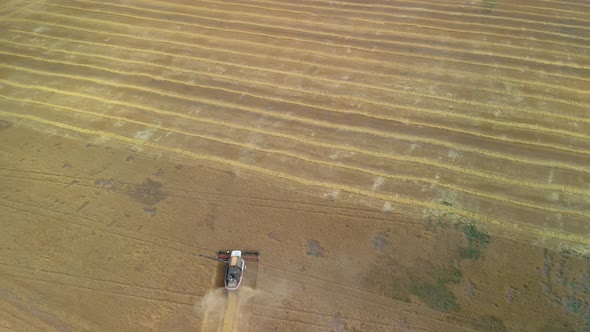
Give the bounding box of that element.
[0,168,412,225]
[0,262,200,305]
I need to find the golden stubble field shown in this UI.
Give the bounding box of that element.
[0,0,589,331]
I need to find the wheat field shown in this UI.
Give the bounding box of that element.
[1,0,589,330]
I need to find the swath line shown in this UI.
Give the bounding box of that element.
[14,28,590,112]
[213,0,590,17]
[47,2,590,77]
[10,26,590,111]
[339,0,590,23]
[194,0,590,44]
[19,13,588,106]
[412,0,590,14]
[0,110,588,248]
[354,0,590,20]
[3,38,589,158]
[35,6,590,84]
[2,77,588,195]
[3,92,588,219]
[199,0,590,49]
[144,0,590,53]
[66,0,590,69]
[276,0,590,31]
[523,0,590,9]
[3,55,590,168]
[13,16,588,95]
[0,73,589,195]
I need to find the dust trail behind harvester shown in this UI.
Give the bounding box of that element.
[198,288,227,332]
[222,291,238,332]
[198,287,266,332]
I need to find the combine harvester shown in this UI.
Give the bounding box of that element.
[200,250,260,291]
[200,250,260,332]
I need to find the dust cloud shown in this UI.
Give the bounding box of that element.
[196,282,291,332]
[197,288,228,319]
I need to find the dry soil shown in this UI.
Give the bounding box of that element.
[1,0,589,331]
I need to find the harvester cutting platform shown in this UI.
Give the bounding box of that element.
[200,250,260,291]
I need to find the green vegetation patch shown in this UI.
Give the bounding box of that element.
[425,196,491,261]
[563,297,590,330]
[366,194,494,312]
[458,222,491,260]
[436,266,463,284]
[365,254,462,312]
[411,266,462,312]
[412,282,458,312]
